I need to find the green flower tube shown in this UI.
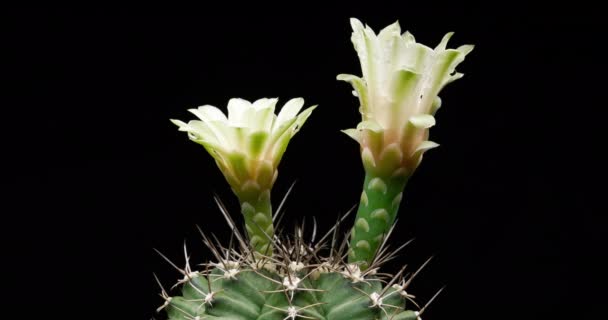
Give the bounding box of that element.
[339,18,473,268]
[172,98,316,255]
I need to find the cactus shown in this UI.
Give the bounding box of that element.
[158,17,472,320]
[156,220,438,320]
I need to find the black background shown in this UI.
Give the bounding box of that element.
[3,3,605,320]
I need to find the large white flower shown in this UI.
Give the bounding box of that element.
[338,18,473,175]
[171,98,316,193]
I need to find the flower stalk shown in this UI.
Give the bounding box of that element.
[339,18,473,268]
[172,98,316,255]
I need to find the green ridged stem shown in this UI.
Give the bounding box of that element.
[348,172,408,268]
[237,187,274,256]
[167,266,415,320]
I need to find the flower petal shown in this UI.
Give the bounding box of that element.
[342,128,362,143]
[248,131,269,157]
[186,120,217,141]
[377,22,402,84]
[252,98,277,110]
[275,98,304,130]
[356,119,383,132]
[350,18,365,34]
[253,105,277,132]
[377,21,401,42]
[292,105,316,134]
[349,18,378,93]
[457,44,475,56]
[204,120,236,147]
[249,98,277,132]
[337,74,368,113]
[430,96,442,115]
[171,119,220,144]
[270,105,316,167]
[224,151,251,183]
[431,49,466,92]
[170,119,189,131]
[409,114,436,129]
[402,31,415,43]
[415,140,440,153]
[435,32,454,51]
[227,98,252,127]
[189,105,228,123]
[391,68,421,105]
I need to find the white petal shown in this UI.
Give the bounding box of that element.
[350,20,378,92]
[394,40,433,74]
[442,72,465,88]
[413,43,435,73]
[189,105,228,123]
[293,105,316,133]
[186,120,219,144]
[377,21,401,42]
[356,119,383,132]
[435,32,454,51]
[409,114,436,129]
[350,18,364,33]
[227,98,252,127]
[170,119,189,130]
[342,128,362,143]
[275,98,304,130]
[428,49,466,93]
[362,27,380,87]
[186,108,230,146]
[247,98,277,132]
[391,68,421,106]
[253,106,276,132]
[415,140,440,153]
[457,44,475,56]
[252,98,278,110]
[337,74,368,112]
[402,31,415,43]
[203,120,233,147]
[269,105,316,167]
[430,96,442,115]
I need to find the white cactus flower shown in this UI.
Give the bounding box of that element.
[171,98,316,192]
[338,18,473,175]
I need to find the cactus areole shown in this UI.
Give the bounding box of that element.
[161,17,472,320]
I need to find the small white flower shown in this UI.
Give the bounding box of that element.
[172,98,316,192]
[339,18,473,175]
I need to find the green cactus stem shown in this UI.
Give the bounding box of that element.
[155,225,434,320]
[165,265,417,320]
[235,183,274,256]
[349,171,408,268]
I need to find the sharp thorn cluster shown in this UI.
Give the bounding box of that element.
[154,196,441,320]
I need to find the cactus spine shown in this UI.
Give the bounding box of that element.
[157,225,429,320]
